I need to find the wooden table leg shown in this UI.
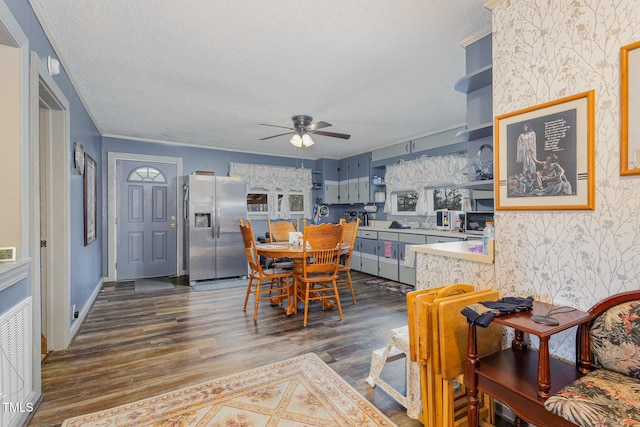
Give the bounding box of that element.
[537,336,551,399]
[465,323,480,427]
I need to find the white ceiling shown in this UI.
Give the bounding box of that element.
[29,1,491,160]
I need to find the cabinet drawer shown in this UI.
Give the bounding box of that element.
[399,234,427,244]
[358,230,378,239]
[378,231,399,241]
[426,235,464,244]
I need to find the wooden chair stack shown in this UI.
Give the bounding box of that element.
[337,218,360,304]
[239,220,293,321]
[293,220,344,327]
[407,285,501,426]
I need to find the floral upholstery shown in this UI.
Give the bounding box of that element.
[589,300,640,378]
[545,300,640,427]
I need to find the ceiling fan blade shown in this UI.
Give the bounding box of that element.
[313,130,351,140]
[259,131,294,140]
[305,121,332,131]
[259,123,295,131]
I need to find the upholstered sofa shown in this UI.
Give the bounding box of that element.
[544,290,640,427]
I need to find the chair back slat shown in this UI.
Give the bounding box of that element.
[268,219,297,243]
[238,220,261,273]
[301,221,343,278]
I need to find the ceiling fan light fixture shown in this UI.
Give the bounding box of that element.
[290,133,303,147]
[302,133,314,147]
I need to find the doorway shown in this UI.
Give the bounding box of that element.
[32,54,71,353]
[107,153,183,281]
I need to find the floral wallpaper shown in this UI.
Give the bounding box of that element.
[383,153,469,215]
[489,0,640,360]
[229,162,312,219]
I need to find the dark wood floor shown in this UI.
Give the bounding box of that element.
[29,271,423,427]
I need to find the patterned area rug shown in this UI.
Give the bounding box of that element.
[359,277,414,296]
[61,353,396,427]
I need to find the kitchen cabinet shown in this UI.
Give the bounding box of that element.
[410,127,464,154]
[358,230,378,276]
[377,231,399,281]
[426,235,465,244]
[398,234,426,286]
[320,159,340,204]
[371,141,411,163]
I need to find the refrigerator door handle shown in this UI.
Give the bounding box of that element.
[215,196,221,239]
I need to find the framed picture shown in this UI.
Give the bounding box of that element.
[84,153,97,245]
[621,40,640,175]
[495,90,595,210]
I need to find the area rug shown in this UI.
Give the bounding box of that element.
[134,277,175,292]
[61,352,396,427]
[359,277,414,296]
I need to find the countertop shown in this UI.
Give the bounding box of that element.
[410,240,494,264]
[358,225,480,239]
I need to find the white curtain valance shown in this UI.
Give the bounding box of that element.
[384,153,469,215]
[229,163,312,219]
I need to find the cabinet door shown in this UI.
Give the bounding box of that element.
[351,237,362,271]
[359,238,378,276]
[377,237,399,281]
[324,180,340,204]
[426,235,464,244]
[358,177,369,203]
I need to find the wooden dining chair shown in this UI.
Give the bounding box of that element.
[239,220,293,321]
[267,218,298,243]
[337,218,360,304]
[293,220,344,327]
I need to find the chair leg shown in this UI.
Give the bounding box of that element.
[303,282,311,327]
[253,278,261,321]
[243,277,254,311]
[346,271,356,304]
[332,279,343,320]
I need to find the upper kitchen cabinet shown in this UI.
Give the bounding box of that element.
[317,154,371,205]
[320,158,340,204]
[370,127,466,168]
[455,32,494,198]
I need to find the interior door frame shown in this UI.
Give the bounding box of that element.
[107,152,184,281]
[30,53,71,354]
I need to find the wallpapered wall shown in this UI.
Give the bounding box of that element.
[490,0,640,358]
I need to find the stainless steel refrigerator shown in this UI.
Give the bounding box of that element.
[186,173,247,285]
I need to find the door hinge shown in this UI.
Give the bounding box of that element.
[40,240,47,248]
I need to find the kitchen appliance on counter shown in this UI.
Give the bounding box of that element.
[436,209,465,231]
[185,173,247,285]
[464,211,495,235]
[344,211,369,226]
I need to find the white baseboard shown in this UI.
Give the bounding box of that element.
[69,277,103,341]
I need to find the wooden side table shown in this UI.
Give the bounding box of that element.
[464,301,594,427]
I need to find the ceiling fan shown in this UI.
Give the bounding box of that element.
[259,115,351,147]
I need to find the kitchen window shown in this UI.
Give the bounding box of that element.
[278,193,304,214]
[247,191,269,213]
[390,191,421,215]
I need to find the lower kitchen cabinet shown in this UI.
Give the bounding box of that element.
[377,232,399,281]
[399,234,427,286]
[352,229,466,285]
[357,230,378,276]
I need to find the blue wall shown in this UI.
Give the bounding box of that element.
[5,0,103,327]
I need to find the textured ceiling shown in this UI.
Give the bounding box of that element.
[29,1,491,160]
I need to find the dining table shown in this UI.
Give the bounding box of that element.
[256,242,349,315]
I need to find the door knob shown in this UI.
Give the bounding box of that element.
[171,223,176,229]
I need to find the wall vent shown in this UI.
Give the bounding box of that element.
[0,297,32,427]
